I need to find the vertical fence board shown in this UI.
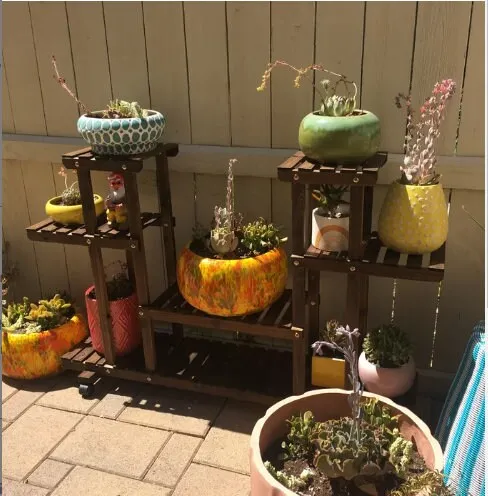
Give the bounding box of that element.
[457,1,485,156]
[184,2,230,145]
[434,189,484,372]
[51,163,92,309]
[315,2,364,105]
[3,160,41,300]
[227,2,271,147]
[270,1,315,148]
[66,2,112,111]
[169,171,196,255]
[410,2,471,155]
[21,161,70,297]
[2,62,15,133]
[103,2,150,109]
[143,2,191,144]
[2,2,46,134]
[362,2,416,152]
[29,2,79,136]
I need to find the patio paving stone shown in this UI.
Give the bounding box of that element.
[50,415,170,479]
[144,432,201,487]
[2,405,82,481]
[3,421,11,430]
[3,390,48,422]
[118,389,225,436]
[27,459,73,489]
[1,479,49,495]
[50,466,171,496]
[172,463,250,496]
[2,380,18,402]
[194,400,265,474]
[88,380,141,420]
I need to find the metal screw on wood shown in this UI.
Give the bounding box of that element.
[294,332,300,338]
[130,243,136,249]
[293,173,299,181]
[147,377,152,382]
[349,266,356,272]
[122,164,127,170]
[353,177,360,183]
[75,161,79,168]
[163,223,169,228]
[86,239,91,245]
[139,310,144,317]
[310,300,316,306]
[106,369,111,374]
[293,260,300,266]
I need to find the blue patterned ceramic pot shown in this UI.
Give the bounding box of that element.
[77,110,165,156]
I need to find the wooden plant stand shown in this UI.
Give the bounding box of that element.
[26,143,303,405]
[277,151,446,391]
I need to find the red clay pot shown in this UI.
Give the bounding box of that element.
[250,389,443,496]
[85,286,141,356]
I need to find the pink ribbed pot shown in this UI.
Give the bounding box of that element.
[85,286,141,356]
[250,389,443,496]
[358,351,416,398]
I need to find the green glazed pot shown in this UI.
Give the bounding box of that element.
[298,110,381,164]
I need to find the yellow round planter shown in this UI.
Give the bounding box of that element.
[378,181,448,254]
[45,195,105,226]
[2,315,88,380]
[177,246,288,317]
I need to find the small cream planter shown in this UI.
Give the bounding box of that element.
[358,351,416,398]
[311,208,349,252]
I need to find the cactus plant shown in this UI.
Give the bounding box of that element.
[363,324,412,368]
[242,218,287,256]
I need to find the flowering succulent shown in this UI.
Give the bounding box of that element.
[58,166,82,206]
[257,60,358,117]
[395,79,456,185]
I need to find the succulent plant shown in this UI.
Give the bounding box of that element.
[390,470,455,496]
[103,99,147,119]
[281,411,322,462]
[241,218,287,256]
[264,461,314,492]
[363,324,412,368]
[312,185,350,218]
[58,166,82,206]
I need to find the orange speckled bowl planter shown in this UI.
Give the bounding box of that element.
[177,246,288,317]
[2,315,88,380]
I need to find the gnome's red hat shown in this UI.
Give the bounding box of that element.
[108,173,124,187]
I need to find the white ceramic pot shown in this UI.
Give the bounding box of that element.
[358,351,416,398]
[311,207,349,251]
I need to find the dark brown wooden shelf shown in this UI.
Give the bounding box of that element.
[62,334,293,405]
[292,232,445,282]
[26,212,161,250]
[62,142,179,172]
[141,285,300,341]
[277,151,388,185]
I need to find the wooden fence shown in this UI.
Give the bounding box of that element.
[2,1,485,375]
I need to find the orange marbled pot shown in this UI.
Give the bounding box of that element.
[177,245,288,317]
[2,315,88,380]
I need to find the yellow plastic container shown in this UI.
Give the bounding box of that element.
[378,181,448,254]
[311,355,346,388]
[2,315,88,379]
[45,195,105,226]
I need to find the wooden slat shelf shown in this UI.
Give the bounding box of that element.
[61,333,293,405]
[277,151,388,185]
[141,286,299,341]
[26,212,161,249]
[62,143,179,172]
[292,232,445,282]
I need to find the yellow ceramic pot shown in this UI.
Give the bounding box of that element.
[177,245,288,317]
[45,195,105,226]
[311,355,346,388]
[378,181,448,254]
[2,315,88,379]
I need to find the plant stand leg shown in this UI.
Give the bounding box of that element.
[77,370,99,398]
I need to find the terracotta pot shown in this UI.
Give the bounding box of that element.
[250,389,443,496]
[85,287,141,356]
[2,315,88,379]
[177,245,288,317]
[311,208,349,252]
[358,352,416,398]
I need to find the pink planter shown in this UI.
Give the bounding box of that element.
[358,351,416,398]
[250,389,443,496]
[85,286,141,356]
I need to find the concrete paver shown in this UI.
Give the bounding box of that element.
[194,400,264,474]
[1,479,49,495]
[51,466,171,496]
[88,381,140,420]
[3,390,46,422]
[118,389,224,436]
[144,432,201,487]
[50,415,170,478]
[27,459,73,489]
[2,405,82,481]
[172,463,250,496]
[2,380,18,403]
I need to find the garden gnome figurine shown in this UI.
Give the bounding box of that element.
[105,173,128,228]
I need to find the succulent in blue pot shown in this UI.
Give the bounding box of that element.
[257,60,380,164]
[52,56,165,156]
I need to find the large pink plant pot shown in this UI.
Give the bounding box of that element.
[358,351,416,398]
[85,287,141,356]
[249,389,443,496]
